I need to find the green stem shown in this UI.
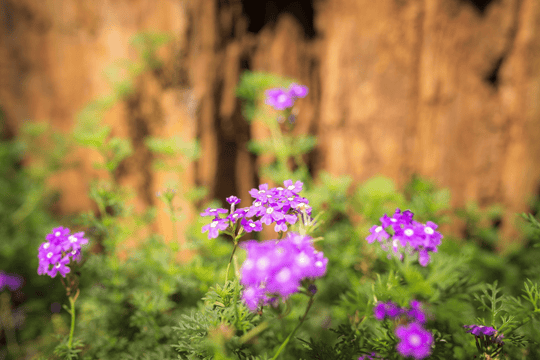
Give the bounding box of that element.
[67,289,79,350]
[225,239,239,284]
[0,291,20,356]
[271,294,315,360]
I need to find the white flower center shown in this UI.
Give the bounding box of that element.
[315,261,323,267]
[266,207,274,214]
[424,227,434,235]
[243,259,254,270]
[254,201,261,207]
[409,334,421,346]
[258,190,265,195]
[288,197,294,201]
[71,250,77,255]
[69,236,77,243]
[55,231,61,237]
[404,229,414,237]
[249,222,256,228]
[277,94,288,103]
[232,213,238,218]
[43,243,50,249]
[244,288,255,298]
[256,257,269,270]
[276,187,283,190]
[287,185,295,190]
[391,219,397,223]
[210,221,218,228]
[55,263,61,268]
[47,252,53,259]
[276,268,291,283]
[375,226,383,233]
[296,252,310,267]
[209,209,216,212]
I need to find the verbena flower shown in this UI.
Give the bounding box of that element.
[0,271,23,292]
[366,209,442,266]
[265,88,294,110]
[200,180,311,239]
[202,218,230,239]
[265,83,308,111]
[464,324,504,345]
[239,232,328,312]
[374,300,427,323]
[396,322,433,359]
[38,227,89,278]
[288,83,308,98]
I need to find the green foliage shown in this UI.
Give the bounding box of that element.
[172,280,261,360]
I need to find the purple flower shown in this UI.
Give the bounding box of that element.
[367,225,389,244]
[226,196,240,205]
[0,271,23,292]
[373,301,403,320]
[464,324,496,336]
[202,218,230,239]
[47,256,71,278]
[38,227,89,278]
[65,232,88,252]
[288,83,308,98]
[265,88,294,110]
[395,322,433,359]
[200,207,228,217]
[260,203,285,225]
[367,209,442,266]
[240,232,327,312]
[240,218,263,233]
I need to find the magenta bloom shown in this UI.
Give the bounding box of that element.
[367,209,443,266]
[265,88,294,110]
[0,272,23,291]
[396,322,433,359]
[38,227,89,278]
[366,225,389,244]
[240,232,328,312]
[288,83,308,98]
[202,218,229,239]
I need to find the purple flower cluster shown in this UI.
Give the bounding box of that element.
[265,83,308,111]
[201,180,311,239]
[366,208,443,266]
[0,271,22,292]
[464,324,504,345]
[374,300,433,359]
[239,232,327,312]
[37,227,88,278]
[374,300,427,324]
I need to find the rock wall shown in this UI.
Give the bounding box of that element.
[1,0,539,252]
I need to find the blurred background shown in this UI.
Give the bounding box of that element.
[1,0,540,358]
[2,0,540,249]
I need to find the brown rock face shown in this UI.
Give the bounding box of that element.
[1,0,539,252]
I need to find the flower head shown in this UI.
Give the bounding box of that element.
[265,88,294,110]
[396,322,433,359]
[0,271,23,292]
[38,227,89,278]
[240,232,327,312]
[367,209,443,266]
[288,83,308,98]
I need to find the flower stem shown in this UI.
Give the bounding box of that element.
[225,239,239,284]
[67,289,79,350]
[271,293,315,360]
